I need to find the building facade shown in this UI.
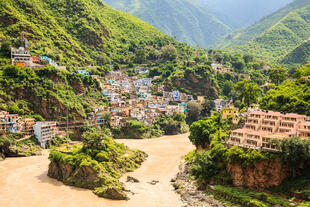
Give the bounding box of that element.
[33,122,57,148]
[227,110,310,151]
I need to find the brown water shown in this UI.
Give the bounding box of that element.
[0,133,194,207]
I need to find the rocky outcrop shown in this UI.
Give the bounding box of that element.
[226,158,290,189]
[48,161,107,190]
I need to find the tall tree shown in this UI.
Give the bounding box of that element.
[269,68,288,85]
[234,80,261,107]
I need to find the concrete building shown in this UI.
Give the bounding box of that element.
[11,34,31,67]
[221,105,239,120]
[214,99,227,112]
[227,110,310,151]
[33,122,57,148]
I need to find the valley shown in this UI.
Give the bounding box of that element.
[1,0,310,206]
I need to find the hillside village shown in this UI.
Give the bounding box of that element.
[3,0,310,206]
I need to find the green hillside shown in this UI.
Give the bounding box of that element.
[103,0,232,48]
[0,0,221,121]
[216,0,310,65]
[216,0,310,49]
[281,39,310,65]
[0,0,177,66]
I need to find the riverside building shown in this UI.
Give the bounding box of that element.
[227,110,310,151]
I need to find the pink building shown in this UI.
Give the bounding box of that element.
[228,110,310,150]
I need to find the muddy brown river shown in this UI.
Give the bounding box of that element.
[0,133,194,207]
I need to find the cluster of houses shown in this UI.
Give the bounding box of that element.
[0,110,65,148]
[90,70,195,127]
[227,110,310,151]
[211,61,251,80]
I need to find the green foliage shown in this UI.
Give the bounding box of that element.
[160,45,177,60]
[0,0,178,66]
[269,68,289,85]
[280,137,310,170]
[112,120,156,139]
[82,128,110,149]
[0,65,103,120]
[217,0,310,65]
[153,113,189,135]
[207,185,290,207]
[0,134,42,158]
[260,79,310,116]
[48,129,147,199]
[46,136,68,148]
[186,101,203,124]
[234,79,261,107]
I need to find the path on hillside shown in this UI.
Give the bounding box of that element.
[0,133,194,207]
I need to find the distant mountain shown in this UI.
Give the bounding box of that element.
[216,0,309,48]
[103,0,232,48]
[198,0,293,29]
[216,0,310,65]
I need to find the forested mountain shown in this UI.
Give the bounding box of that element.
[198,0,293,29]
[216,0,310,65]
[103,0,232,48]
[0,0,183,66]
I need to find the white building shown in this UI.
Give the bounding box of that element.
[214,99,227,112]
[33,122,57,148]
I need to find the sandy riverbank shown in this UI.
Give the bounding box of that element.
[0,133,194,207]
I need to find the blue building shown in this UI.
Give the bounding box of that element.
[77,70,90,76]
[6,122,18,133]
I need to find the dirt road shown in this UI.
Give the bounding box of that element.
[0,133,194,207]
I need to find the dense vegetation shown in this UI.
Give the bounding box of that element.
[112,113,189,139]
[0,134,42,158]
[48,128,147,200]
[0,0,179,66]
[260,63,310,115]
[0,65,105,121]
[184,112,310,206]
[216,0,310,66]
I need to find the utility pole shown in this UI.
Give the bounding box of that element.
[66,79,69,152]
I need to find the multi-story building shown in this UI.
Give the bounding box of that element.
[214,99,227,112]
[227,110,310,151]
[33,122,57,148]
[23,118,36,133]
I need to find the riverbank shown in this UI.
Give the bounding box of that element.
[0,133,194,207]
[172,161,227,207]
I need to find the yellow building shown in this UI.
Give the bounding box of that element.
[221,105,239,121]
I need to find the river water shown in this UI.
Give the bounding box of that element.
[0,133,194,207]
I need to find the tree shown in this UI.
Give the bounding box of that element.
[280,137,310,177]
[186,101,203,124]
[135,48,146,64]
[0,40,11,57]
[202,99,215,116]
[222,81,234,97]
[269,68,288,85]
[234,80,261,107]
[188,113,228,148]
[103,112,111,127]
[160,44,177,60]
[82,129,109,149]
